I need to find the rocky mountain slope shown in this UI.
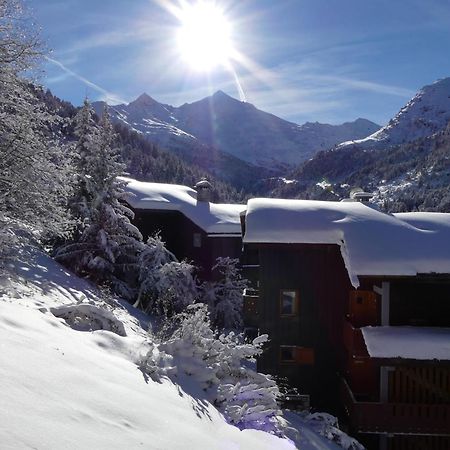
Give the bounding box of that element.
[338,78,450,150]
[39,89,247,201]
[270,78,450,212]
[93,91,379,171]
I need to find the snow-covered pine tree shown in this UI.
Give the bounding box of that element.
[135,234,198,315]
[202,257,248,330]
[56,105,144,299]
[0,0,73,250]
[68,98,100,231]
[157,304,283,434]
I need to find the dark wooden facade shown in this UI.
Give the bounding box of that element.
[342,276,450,449]
[243,239,450,449]
[132,208,242,280]
[244,242,352,409]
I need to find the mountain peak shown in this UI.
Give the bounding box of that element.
[213,90,229,97]
[338,77,450,150]
[429,77,450,88]
[417,77,450,98]
[212,90,235,101]
[131,93,156,105]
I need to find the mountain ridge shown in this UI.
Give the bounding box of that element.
[338,77,450,151]
[269,77,450,212]
[93,91,380,171]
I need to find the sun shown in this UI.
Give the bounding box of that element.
[175,2,234,71]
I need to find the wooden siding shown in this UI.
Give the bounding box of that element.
[341,378,450,436]
[359,434,450,450]
[389,367,450,404]
[254,243,352,407]
[358,277,450,327]
[387,436,450,450]
[390,281,450,327]
[348,290,378,327]
[243,291,259,328]
[132,208,241,280]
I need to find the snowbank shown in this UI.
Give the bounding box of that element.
[243,198,450,287]
[122,177,245,235]
[0,245,364,450]
[0,299,298,450]
[362,326,450,361]
[0,248,295,450]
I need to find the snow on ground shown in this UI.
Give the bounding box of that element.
[0,246,344,450]
[362,326,450,360]
[281,178,297,185]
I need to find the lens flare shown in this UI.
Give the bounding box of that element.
[176,2,234,71]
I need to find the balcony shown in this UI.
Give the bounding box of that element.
[341,378,450,435]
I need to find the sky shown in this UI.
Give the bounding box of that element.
[32,0,450,126]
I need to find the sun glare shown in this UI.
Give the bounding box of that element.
[176,2,234,71]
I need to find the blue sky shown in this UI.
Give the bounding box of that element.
[32,0,450,125]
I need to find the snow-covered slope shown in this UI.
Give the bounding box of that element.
[94,91,379,170]
[271,78,450,211]
[108,93,198,143]
[338,77,450,150]
[94,94,275,190]
[0,246,352,450]
[272,115,450,212]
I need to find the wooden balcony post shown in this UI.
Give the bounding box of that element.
[373,281,390,326]
[380,366,394,403]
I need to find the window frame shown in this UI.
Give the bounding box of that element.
[279,345,297,363]
[193,232,202,248]
[279,345,315,365]
[279,289,300,317]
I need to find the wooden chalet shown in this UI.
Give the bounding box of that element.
[241,197,450,450]
[122,178,245,280]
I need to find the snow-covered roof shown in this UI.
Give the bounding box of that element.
[243,198,450,287]
[362,326,450,361]
[122,177,245,235]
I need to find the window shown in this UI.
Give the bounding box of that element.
[280,290,299,316]
[193,233,202,248]
[279,346,315,365]
[280,346,296,363]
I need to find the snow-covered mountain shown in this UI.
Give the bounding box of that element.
[93,91,379,170]
[270,78,450,212]
[338,77,450,150]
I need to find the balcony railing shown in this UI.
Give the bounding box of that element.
[341,378,450,435]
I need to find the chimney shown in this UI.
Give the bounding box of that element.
[195,179,213,202]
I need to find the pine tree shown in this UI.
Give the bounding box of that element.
[157,304,283,434]
[202,257,248,330]
[135,234,198,315]
[69,98,100,229]
[56,105,143,299]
